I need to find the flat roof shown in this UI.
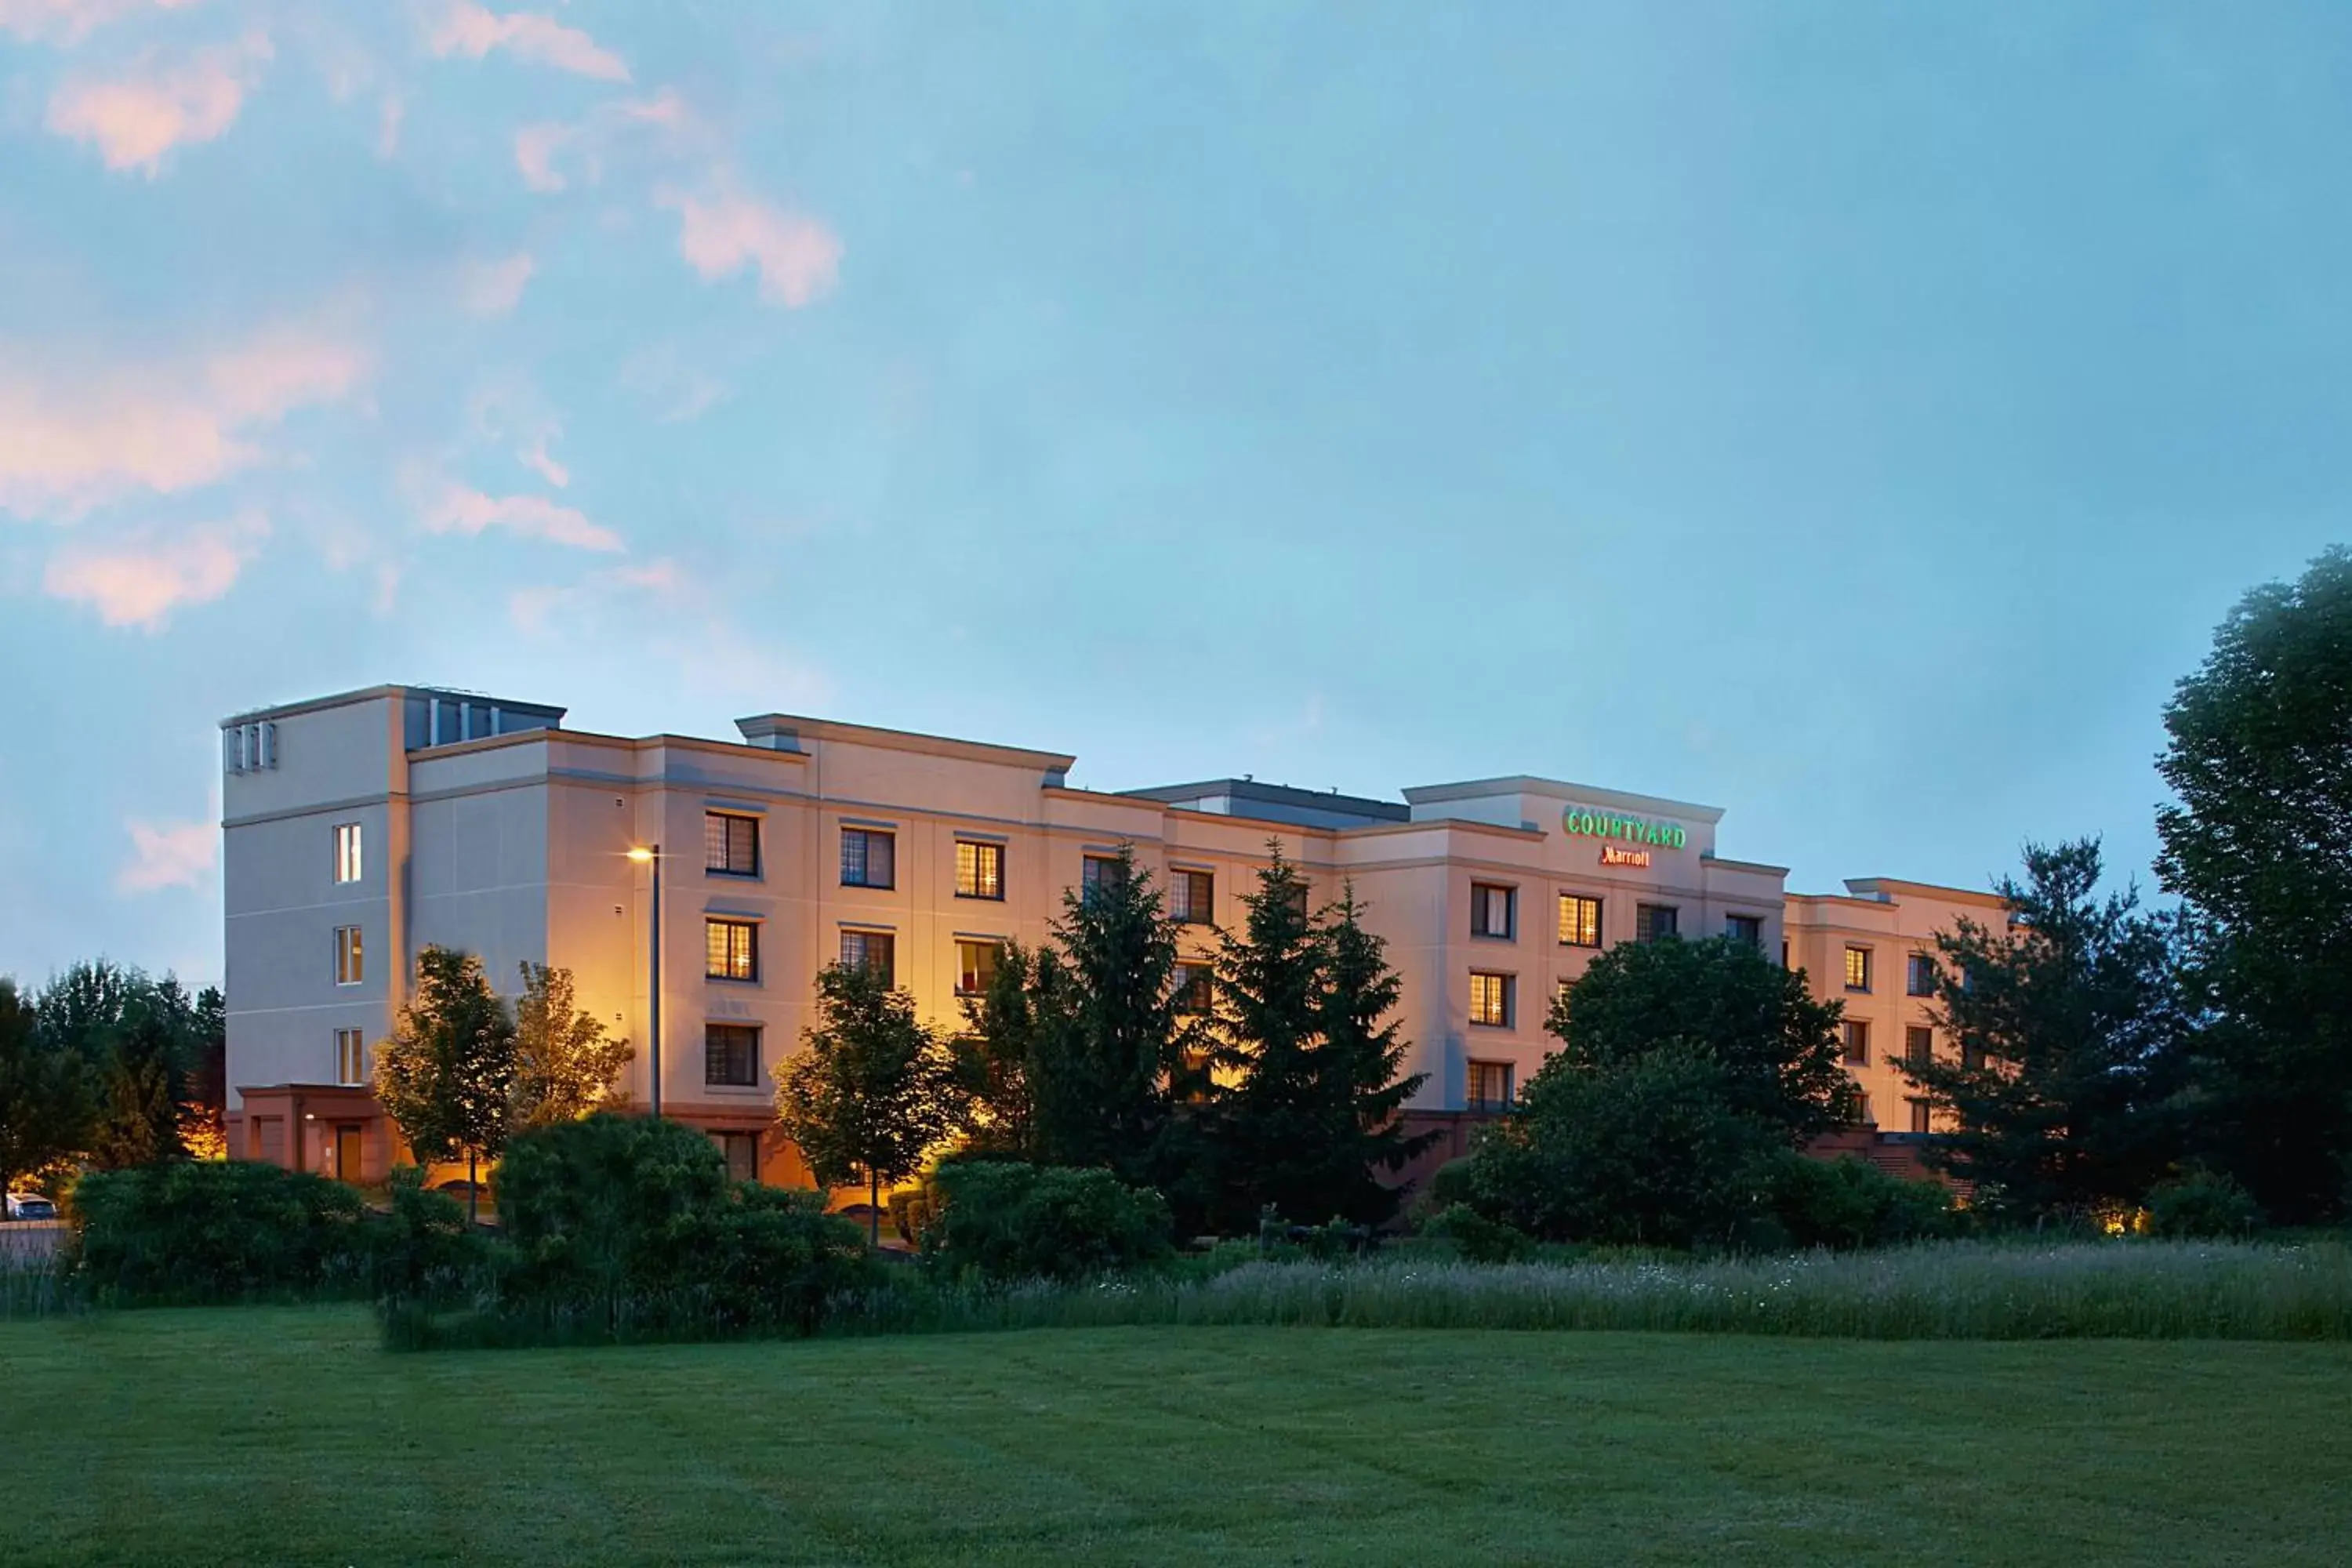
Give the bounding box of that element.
[1120,777,1410,822]
[221,684,566,729]
[735,713,1076,773]
[1403,775,1726,825]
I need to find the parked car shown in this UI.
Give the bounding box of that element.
[5,1192,58,1221]
[431,1179,491,1206]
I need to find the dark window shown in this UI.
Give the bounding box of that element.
[706,920,758,982]
[1080,853,1127,903]
[1173,962,1214,1016]
[955,841,1004,900]
[1842,1019,1870,1066]
[1467,1060,1515,1111]
[1558,894,1602,948]
[1726,913,1763,947]
[705,812,760,877]
[713,1130,760,1182]
[956,938,1001,996]
[1856,1091,1874,1126]
[1907,953,1937,997]
[840,929,895,986]
[840,827,895,889]
[1635,904,1679,942]
[1469,971,1513,1028]
[334,925,364,985]
[1962,1040,1987,1072]
[1171,869,1215,926]
[1845,946,1872,993]
[1471,883,1515,939]
[1905,1025,1933,1067]
[1907,1098,1932,1136]
[1283,883,1310,919]
[705,1023,760,1087]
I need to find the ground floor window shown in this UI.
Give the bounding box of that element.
[1908,1097,1932,1136]
[713,1131,760,1184]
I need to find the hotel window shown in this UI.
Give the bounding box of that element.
[1962,1040,1987,1072]
[956,938,1003,997]
[1468,971,1513,1029]
[1842,1019,1870,1066]
[1907,1098,1933,1136]
[840,827,895,889]
[1471,883,1516,940]
[1080,853,1127,904]
[1283,883,1310,919]
[1467,1059,1515,1112]
[706,919,759,982]
[1635,903,1679,943]
[1726,913,1763,947]
[1170,869,1215,926]
[841,929,895,986]
[1856,1091,1874,1126]
[713,1131,760,1183]
[332,822,363,884]
[1907,952,1937,997]
[1905,1025,1933,1067]
[1845,945,1872,992]
[705,1024,760,1087]
[705,812,760,877]
[333,926,363,986]
[334,1028,366,1087]
[1173,962,1214,1017]
[954,840,1005,900]
[1558,894,1602,949]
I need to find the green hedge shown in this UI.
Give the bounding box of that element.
[924,1161,1174,1282]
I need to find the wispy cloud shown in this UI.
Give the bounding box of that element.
[423,484,620,551]
[427,2,627,82]
[512,89,684,194]
[45,32,273,175]
[0,0,197,45]
[620,343,726,423]
[117,816,215,893]
[459,251,535,316]
[658,183,842,308]
[0,324,367,519]
[42,511,267,630]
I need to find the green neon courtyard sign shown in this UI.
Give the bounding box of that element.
[1562,805,1686,850]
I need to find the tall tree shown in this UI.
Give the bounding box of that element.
[1206,847,1327,1230]
[1311,884,1437,1221]
[2156,546,2352,1221]
[775,961,967,1245]
[510,962,633,1129]
[954,939,1054,1159]
[372,946,517,1222]
[180,985,227,1161]
[0,979,92,1211]
[87,978,194,1169]
[1901,840,2193,1222]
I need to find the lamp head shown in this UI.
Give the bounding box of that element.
[626,846,655,863]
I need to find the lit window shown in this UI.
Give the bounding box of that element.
[1726,913,1763,947]
[1636,904,1679,942]
[333,926,363,986]
[1845,946,1872,992]
[1471,883,1515,940]
[706,813,760,877]
[334,1029,366,1086]
[1467,1059,1515,1111]
[1907,953,1936,997]
[1173,962,1214,1016]
[840,827,895,889]
[1843,1019,1870,1066]
[1907,1098,1932,1136]
[956,841,1005,901]
[1080,853,1127,903]
[840,929,895,986]
[705,1024,760,1087]
[1170,869,1215,926]
[1469,971,1512,1029]
[956,939,1002,996]
[706,919,759,982]
[1558,895,1602,949]
[1905,1025,1933,1066]
[333,823,363,884]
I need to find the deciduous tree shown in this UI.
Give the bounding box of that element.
[510,963,633,1129]
[372,946,517,1222]
[0,979,92,1210]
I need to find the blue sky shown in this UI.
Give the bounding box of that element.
[2,2,2345,986]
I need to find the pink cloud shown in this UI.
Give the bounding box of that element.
[512,93,681,194]
[0,0,197,45]
[0,325,366,518]
[461,252,535,316]
[513,122,572,191]
[659,186,842,308]
[117,817,216,894]
[44,512,267,630]
[423,485,621,552]
[519,437,568,488]
[429,2,627,82]
[45,33,272,175]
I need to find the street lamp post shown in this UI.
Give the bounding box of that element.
[629,844,662,1119]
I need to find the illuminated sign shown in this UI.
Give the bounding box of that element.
[1563,805,1686,850]
[1599,844,1651,869]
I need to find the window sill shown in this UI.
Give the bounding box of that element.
[953,892,1006,902]
[705,975,762,987]
[702,1082,766,1094]
[841,881,896,892]
[708,869,763,881]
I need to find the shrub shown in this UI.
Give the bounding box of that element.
[1771,1155,1965,1251]
[1418,1203,1532,1264]
[373,1167,488,1295]
[68,1160,369,1303]
[2148,1168,2265,1240]
[924,1161,1174,1281]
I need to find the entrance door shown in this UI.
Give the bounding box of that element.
[335,1125,364,1185]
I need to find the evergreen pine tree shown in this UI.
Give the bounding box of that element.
[1313,884,1436,1224]
[1206,845,1327,1231]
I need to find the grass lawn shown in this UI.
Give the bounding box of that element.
[1,1310,2347,1566]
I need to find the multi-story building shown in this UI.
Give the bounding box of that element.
[218,684,1995,1189]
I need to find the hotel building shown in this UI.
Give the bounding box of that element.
[220,684,1991,1188]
